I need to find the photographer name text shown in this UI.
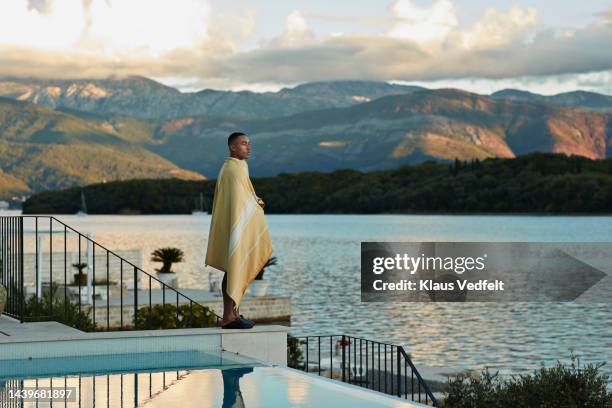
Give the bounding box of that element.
[372,279,505,291]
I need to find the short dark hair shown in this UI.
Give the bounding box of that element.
[228,132,246,145]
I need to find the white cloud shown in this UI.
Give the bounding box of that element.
[391,70,612,96]
[387,1,538,50]
[0,0,85,49]
[0,0,210,57]
[273,10,314,48]
[0,0,610,95]
[461,5,538,49]
[388,0,457,44]
[84,0,209,57]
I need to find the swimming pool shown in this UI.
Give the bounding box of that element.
[0,350,425,407]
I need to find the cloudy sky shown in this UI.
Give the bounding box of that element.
[1,0,611,95]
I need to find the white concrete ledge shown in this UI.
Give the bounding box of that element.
[0,322,289,365]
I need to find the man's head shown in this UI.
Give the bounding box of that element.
[228,132,251,160]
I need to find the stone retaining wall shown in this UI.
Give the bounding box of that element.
[91,296,291,329]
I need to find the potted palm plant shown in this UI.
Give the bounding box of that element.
[151,247,184,288]
[249,257,276,297]
[66,262,117,302]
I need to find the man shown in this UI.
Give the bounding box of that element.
[205,132,273,329]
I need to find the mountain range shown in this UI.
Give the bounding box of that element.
[0,76,424,120]
[0,76,610,198]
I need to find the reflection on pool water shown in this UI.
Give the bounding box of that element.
[0,351,422,408]
[142,366,418,408]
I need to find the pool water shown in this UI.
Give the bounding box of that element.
[0,351,422,407]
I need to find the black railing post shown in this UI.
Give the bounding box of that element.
[148,275,152,329]
[133,266,138,329]
[286,335,290,366]
[329,336,333,379]
[78,234,81,316]
[49,218,53,310]
[411,367,414,401]
[1,218,3,309]
[19,216,24,323]
[189,300,193,328]
[305,337,309,373]
[342,336,347,383]
[318,336,321,376]
[396,347,401,397]
[378,342,381,392]
[349,337,353,383]
[384,344,388,394]
[359,338,362,384]
[35,217,38,301]
[13,217,16,320]
[92,244,96,329]
[64,225,67,323]
[390,345,393,394]
[120,259,123,329]
[365,340,369,388]
[106,251,110,330]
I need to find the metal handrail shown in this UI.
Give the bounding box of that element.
[1,215,221,330]
[48,216,212,307]
[398,346,438,406]
[288,334,440,407]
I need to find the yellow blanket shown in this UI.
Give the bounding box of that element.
[205,157,273,307]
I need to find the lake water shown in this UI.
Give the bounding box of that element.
[7,212,612,378]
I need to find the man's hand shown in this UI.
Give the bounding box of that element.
[256,196,265,209]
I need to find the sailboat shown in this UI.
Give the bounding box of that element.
[76,191,88,216]
[192,193,209,215]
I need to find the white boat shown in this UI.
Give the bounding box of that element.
[192,193,209,215]
[0,200,9,211]
[76,191,88,216]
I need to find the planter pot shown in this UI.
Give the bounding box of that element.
[156,272,178,288]
[73,273,88,286]
[249,280,269,297]
[0,285,6,315]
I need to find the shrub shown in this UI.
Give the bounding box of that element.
[287,336,304,368]
[24,285,94,332]
[135,303,217,329]
[443,355,611,407]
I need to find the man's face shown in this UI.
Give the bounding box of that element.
[230,135,251,160]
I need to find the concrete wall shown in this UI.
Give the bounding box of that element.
[221,325,289,365]
[91,296,291,329]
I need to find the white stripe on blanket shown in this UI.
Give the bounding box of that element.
[228,194,259,257]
